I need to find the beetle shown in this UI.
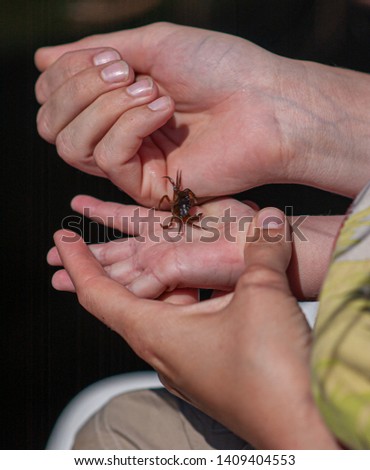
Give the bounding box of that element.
[158,170,203,233]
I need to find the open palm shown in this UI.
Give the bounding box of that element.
[48,195,255,297]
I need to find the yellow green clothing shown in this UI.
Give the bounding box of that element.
[312,182,370,449]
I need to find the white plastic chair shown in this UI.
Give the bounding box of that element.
[46,302,318,449]
[299,301,319,328]
[46,371,162,449]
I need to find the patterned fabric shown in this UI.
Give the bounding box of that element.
[312,182,370,449]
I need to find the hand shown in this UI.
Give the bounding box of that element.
[35,23,370,204]
[48,196,256,297]
[52,208,338,449]
[47,195,342,299]
[35,23,284,205]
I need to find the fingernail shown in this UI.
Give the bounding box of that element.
[263,219,284,228]
[126,78,154,97]
[101,60,129,82]
[93,50,121,66]
[256,209,285,229]
[148,96,171,111]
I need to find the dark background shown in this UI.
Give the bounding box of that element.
[1,0,369,449]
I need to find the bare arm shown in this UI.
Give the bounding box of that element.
[48,195,344,300]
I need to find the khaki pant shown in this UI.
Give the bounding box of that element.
[73,388,251,450]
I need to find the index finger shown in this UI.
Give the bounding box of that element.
[53,229,193,371]
[35,47,124,104]
[54,229,145,332]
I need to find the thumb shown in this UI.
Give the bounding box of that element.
[231,207,293,303]
[35,24,164,72]
[229,207,295,322]
[244,207,292,276]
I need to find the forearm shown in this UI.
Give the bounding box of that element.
[278,60,370,197]
[287,215,345,299]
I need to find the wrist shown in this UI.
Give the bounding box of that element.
[239,372,340,449]
[278,60,370,197]
[274,399,340,449]
[249,375,340,449]
[287,215,345,299]
[290,397,340,449]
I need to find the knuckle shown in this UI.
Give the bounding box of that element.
[75,284,94,313]
[66,74,90,102]
[59,50,90,79]
[35,75,49,104]
[93,143,112,173]
[238,263,282,291]
[55,129,78,163]
[148,21,173,32]
[36,107,55,143]
[78,34,105,48]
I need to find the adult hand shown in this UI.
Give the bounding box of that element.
[53,207,338,448]
[35,23,370,205]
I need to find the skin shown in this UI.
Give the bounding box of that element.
[35,22,368,447]
[35,23,370,206]
[48,195,344,300]
[52,208,339,449]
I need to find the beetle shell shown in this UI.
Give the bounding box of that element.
[177,191,192,218]
[158,170,203,233]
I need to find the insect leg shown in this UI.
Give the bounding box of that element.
[177,218,184,235]
[176,170,182,189]
[162,175,176,187]
[161,216,176,229]
[187,213,211,231]
[190,212,202,221]
[187,189,198,205]
[157,194,171,211]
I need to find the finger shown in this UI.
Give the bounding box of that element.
[88,239,134,267]
[51,240,196,301]
[210,289,231,299]
[53,229,190,368]
[94,247,158,295]
[92,96,174,197]
[47,246,62,265]
[241,199,260,211]
[70,195,255,239]
[50,243,141,291]
[159,289,199,305]
[49,238,135,269]
[51,269,76,292]
[199,197,255,215]
[55,78,159,174]
[34,24,172,73]
[104,259,142,287]
[233,208,293,301]
[37,60,135,143]
[35,47,123,102]
[125,272,167,299]
[103,253,229,300]
[244,207,291,276]
[71,195,167,236]
[50,234,162,296]
[53,229,143,331]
